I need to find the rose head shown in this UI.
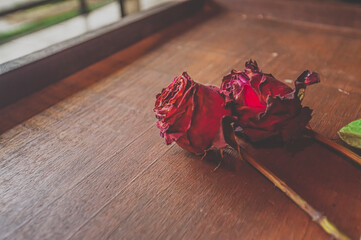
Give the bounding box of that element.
[154,72,231,154]
[221,60,320,142]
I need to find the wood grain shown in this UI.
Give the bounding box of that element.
[1,0,361,239]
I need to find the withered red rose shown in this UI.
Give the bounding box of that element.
[221,60,320,142]
[154,72,231,154]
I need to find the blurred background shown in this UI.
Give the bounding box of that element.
[0,0,177,64]
[0,0,359,65]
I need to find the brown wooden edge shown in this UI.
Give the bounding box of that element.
[0,0,204,109]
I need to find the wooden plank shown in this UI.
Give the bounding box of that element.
[1,0,361,239]
[68,144,330,240]
[3,127,171,240]
[0,66,173,238]
[246,140,361,239]
[218,0,361,29]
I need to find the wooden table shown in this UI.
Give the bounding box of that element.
[1,0,360,239]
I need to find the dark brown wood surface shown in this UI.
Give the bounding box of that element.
[1,0,361,239]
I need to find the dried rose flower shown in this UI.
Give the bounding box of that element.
[221,60,320,142]
[154,72,231,154]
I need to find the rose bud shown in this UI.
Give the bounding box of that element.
[221,60,320,142]
[154,72,231,154]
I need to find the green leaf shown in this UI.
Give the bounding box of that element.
[338,119,361,149]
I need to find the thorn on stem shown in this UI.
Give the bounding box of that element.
[213,149,224,172]
[237,145,245,162]
[200,151,207,161]
[213,159,222,172]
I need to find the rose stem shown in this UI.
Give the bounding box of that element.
[307,127,361,167]
[237,146,350,240]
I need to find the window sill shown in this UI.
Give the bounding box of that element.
[0,0,203,109]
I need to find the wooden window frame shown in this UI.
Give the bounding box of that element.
[0,0,203,108]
